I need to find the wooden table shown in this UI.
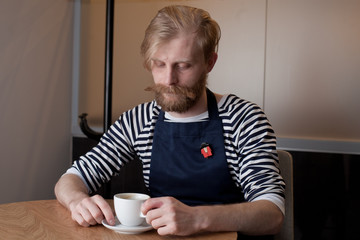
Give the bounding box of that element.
[0,200,237,240]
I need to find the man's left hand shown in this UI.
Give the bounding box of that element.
[141,196,204,236]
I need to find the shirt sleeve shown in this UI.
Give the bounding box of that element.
[252,193,285,215]
[64,167,91,193]
[227,96,286,212]
[70,113,137,193]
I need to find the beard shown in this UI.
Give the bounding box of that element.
[145,73,208,113]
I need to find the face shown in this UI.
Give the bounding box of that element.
[146,32,213,113]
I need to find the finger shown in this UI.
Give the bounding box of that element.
[93,196,115,225]
[86,202,105,224]
[72,211,90,227]
[141,197,166,214]
[76,206,97,226]
[142,198,166,225]
[145,205,164,225]
[78,197,104,225]
[148,213,168,230]
[155,221,180,236]
[157,225,174,236]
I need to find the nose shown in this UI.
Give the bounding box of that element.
[164,66,177,86]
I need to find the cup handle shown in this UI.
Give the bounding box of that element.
[140,212,146,218]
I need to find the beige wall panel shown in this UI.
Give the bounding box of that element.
[265,0,360,141]
[0,0,73,203]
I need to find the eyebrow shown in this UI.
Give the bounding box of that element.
[150,58,193,64]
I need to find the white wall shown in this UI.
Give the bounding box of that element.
[75,0,360,154]
[0,0,73,203]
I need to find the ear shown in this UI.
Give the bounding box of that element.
[206,52,218,73]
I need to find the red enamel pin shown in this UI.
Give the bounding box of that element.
[200,142,213,158]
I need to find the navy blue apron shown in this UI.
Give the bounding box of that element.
[149,89,274,239]
[149,88,243,206]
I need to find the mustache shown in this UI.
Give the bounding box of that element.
[145,84,197,100]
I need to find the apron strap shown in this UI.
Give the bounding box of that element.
[206,88,219,120]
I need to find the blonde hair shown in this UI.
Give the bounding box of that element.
[140,5,221,70]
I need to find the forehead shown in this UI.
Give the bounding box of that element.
[152,32,204,62]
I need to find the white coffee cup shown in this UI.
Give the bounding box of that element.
[114,193,150,227]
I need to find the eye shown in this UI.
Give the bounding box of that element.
[152,60,165,68]
[176,63,191,70]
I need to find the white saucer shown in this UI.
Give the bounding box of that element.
[102,217,153,234]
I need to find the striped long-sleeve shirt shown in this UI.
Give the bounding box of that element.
[69,93,285,213]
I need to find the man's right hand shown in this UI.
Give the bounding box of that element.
[54,174,115,227]
[69,194,115,227]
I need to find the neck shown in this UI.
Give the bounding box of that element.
[167,89,208,118]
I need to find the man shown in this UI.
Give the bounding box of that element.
[55,5,285,238]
